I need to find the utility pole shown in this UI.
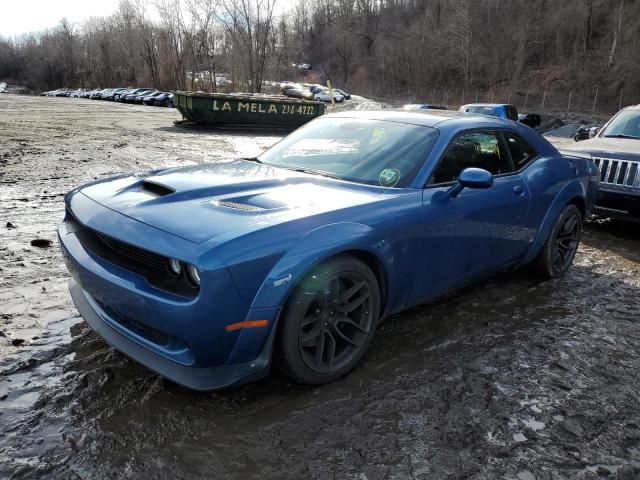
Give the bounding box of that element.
[618,89,623,110]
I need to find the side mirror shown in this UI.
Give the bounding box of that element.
[589,127,599,138]
[448,168,493,197]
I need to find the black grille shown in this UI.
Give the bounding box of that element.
[67,209,199,298]
[94,298,170,346]
[95,232,168,271]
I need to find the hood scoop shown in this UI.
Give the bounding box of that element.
[140,181,175,197]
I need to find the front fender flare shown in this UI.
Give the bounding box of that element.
[225,223,396,365]
[250,222,395,311]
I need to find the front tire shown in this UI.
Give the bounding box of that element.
[277,255,381,384]
[533,204,583,278]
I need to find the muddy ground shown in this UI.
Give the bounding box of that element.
[1,95,639,479]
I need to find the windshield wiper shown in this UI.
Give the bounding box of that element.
[604,134,640,139]
[240,156,263,163]
[291,167,342,180]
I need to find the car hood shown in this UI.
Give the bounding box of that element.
[76,160,385,244]
[563,137,640,161]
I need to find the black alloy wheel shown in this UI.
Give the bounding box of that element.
[278,256,380,384]
[533,204,583,278]
[553,211,581,272]
[299,272,374,373]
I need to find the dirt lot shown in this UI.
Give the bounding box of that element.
[1,95,640,479]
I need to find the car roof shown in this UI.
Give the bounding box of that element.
[327,109,516,129]
[461,103,514,108]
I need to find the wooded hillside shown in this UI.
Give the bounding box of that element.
[1,0,638,111]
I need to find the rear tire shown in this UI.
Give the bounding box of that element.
[277,255,380,384]
[533,204,583,278]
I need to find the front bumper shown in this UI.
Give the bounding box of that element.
[69,279,276,391]
[59,192,281,390]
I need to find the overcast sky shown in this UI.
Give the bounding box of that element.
[1,0,124,37]
[0,0,293,38]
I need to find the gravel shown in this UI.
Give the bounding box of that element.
[1,95,639,479]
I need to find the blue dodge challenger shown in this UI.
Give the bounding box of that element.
[59,110,599,390]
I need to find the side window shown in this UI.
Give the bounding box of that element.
[429,131,514,185]
[504,132,537,169]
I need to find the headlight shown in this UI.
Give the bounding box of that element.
[186,264,200,286]
[168,258,182,275]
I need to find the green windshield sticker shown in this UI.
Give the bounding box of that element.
[379,168,401,187]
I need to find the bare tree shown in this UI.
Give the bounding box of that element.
[215,0,277,92]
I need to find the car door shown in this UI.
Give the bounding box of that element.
[411,130,532,301]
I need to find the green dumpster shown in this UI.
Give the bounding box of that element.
[173,91,325,128]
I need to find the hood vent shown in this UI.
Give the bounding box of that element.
[216,201,264,212]
[141,181,175,197]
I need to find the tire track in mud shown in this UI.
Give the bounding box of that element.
[1,95,640,479]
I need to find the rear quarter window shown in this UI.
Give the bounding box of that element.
[504,132,537,169]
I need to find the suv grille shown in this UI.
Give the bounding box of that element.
[593,157,640,189]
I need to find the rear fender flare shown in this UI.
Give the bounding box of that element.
[523,180,586,263]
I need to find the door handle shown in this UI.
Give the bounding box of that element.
[513,185,524,195]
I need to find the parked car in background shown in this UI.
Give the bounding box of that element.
[117,88,149,102]
[129,89,156,104]
[284,87,314,100]
[333,88,351,100]
[100,88,121,100]
[41,89,66,96]
[90,89,107,99]
[518,113,542,129]
[564,104,640,222]
[80,89,98,98]
[114,89,133,101]
[125,89,156,103]
[69,89,87,98]
[153,92,173,107]
[59,109,598,391]
[109,88,129,100]
[96,88,112,99]
[460,103,519,121]
[141,91,163,105]
[403,104,447,111]
[314,89,344,102]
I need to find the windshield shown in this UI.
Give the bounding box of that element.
[257,118,439,187]
[600,109,640,139]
